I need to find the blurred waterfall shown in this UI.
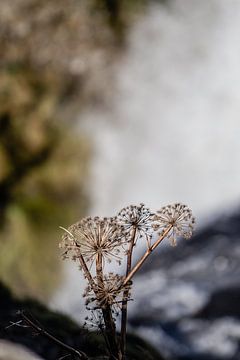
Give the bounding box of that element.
[51,0,240,319]
[83,0,240,222]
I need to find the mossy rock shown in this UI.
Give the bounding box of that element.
[0,65,91,300]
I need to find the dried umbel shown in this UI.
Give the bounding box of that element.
[59,202,195,360]
[84,309,105,331]
[84,273,131,310]
[153,203,195,246]
[117,203,154,246]
[60,216,125,266]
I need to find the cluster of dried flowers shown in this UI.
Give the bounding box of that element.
[59,203,195,360]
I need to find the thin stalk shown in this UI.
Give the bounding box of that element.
[96,253,121,360]
[99,324,112,357]
[75,244,97,294]
[120,226,137,359]
[123,225,172,286]
[20,311,88,360]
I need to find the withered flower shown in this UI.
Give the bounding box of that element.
[84,310,105,331]
[117,204,154,246]
[84,273,131,309]
[59,216,124,266]
[153,203,195,246]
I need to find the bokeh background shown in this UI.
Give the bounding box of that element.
[1,1,240,359]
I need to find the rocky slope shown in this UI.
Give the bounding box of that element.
[129,208,240,359]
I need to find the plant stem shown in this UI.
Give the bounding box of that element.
[75,243,97,293]
[20,311,88,359]
[123,225,172,286]
[120,226,137,359]
[102,306,120,360]
[96,253,121,360]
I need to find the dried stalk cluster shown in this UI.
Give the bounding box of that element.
[60,203,195,360]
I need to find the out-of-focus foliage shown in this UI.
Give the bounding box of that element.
[93,0,148,36]
[0,67,90,300]
[0,0,149,301]
[0,0,148,103]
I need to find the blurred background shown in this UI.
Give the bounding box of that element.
[1,0,240,359]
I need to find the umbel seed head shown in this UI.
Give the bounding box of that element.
[84,273,131,309]
[153,203,195,246]
[59,216,126,266]
[117,203,155,246]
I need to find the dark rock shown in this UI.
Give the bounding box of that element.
[129,208,240,360]
[196,286,240,319]
[0,281,165,360]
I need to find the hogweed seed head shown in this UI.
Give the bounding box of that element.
[84,309,105,331]
[59,216,126,266]
[117,203,155,246]
[153,203,195,246]
[84,273,131,309]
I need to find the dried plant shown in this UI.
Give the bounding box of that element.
[153,203,195,246]
[60,203,195,360]
[60,217,125,267]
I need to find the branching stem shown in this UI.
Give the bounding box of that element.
[123,225,172,286]
[73,243,99,299]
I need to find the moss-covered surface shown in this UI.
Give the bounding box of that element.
[0,71,90,299]
[0,282,164,360]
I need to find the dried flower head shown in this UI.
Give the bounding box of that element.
[153,203,195,246]
[60,216,125,266]
[84,310,105,331]
[117,204,154,246]
[84,273,131,309]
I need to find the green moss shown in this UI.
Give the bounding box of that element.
[0,66,91,300]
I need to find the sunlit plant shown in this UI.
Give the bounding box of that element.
[60,203,195,360]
